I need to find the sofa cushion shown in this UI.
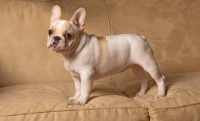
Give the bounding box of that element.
[117,72,200,121]
[106,0,200,74]
[0,82,149,121]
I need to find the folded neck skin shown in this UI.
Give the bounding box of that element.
[61,28,90,59]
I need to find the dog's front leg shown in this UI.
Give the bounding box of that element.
[69,77,81,102]
[73,71,93,106]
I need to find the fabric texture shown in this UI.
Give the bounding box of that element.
[1,0,200,86]
[0,0,113,86]
[0,82,149,121]
[0,0,200,121]
[118,72,200,121]
[0,72,200,120]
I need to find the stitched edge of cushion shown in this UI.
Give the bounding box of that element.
[149,103,200,115]
[0,107,147,117]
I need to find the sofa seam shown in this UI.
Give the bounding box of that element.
[104,0,116,86]
[148,102,200,115]
[104,0,111,36]
[0,107,147,117]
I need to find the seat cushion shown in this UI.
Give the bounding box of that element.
[117,72,200,121]
[0,82,149,121]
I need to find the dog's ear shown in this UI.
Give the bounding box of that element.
[70,8,86,31]
[50,5,61,25]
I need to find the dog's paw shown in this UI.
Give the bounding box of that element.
[154,93,165,98]
[69,97,76,105]
[69,96,76,101]
[69,97,87,106]
[73,100,84,106]
[135,91,145,97]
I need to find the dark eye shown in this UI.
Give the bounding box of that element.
[65,34,71,39]
[48,30,53,35]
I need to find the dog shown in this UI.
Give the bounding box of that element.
[47,5,165,105]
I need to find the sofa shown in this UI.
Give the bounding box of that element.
[0,0,200,121]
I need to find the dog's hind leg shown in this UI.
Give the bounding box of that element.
[131,65,149,97]
[138,54,166,98]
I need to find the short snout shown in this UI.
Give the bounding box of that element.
[47,35,66,52]
[53,36,61,45]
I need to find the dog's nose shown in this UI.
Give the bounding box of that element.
[53,36,60,45]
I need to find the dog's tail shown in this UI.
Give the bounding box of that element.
[141,35,145,39]
[136,33,146,40]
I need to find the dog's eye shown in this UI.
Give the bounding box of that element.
[65,34,71,39]
[48,30,53,35]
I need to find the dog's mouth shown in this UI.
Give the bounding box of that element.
[48,42,68,53]
[49,44,56,48]
[48,44,62,52]
[49,44,57,51]
[47,37,70,53]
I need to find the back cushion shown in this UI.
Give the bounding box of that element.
[0,0,112,86]
[0,0,200,86]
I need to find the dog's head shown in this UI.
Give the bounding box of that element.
[47,5,86,53]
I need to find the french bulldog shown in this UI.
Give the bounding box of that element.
[47,5,165,105]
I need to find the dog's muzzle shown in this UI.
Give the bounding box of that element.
[53,36,61,45]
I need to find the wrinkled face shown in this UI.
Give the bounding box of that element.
[47,20,76,52]
[47,5,86,53]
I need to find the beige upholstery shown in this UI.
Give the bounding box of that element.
[118,72,200,121]
[0,82,149,121]
[1,0,200,86]
[0,0,111,86]
[1,73,200,121]
[0,0,200,120]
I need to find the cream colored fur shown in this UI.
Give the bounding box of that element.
[47,5,165,105]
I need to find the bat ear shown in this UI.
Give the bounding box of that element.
[50,5,61,25]
[70,8,86,31]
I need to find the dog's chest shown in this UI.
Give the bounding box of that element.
[63,60,81,78]
[69,70,80,78]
